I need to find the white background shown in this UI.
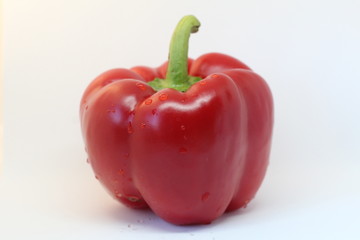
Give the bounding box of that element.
[2,0,360,239]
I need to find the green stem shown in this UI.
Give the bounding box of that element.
[166,15,200,85]
[148,15,202,92]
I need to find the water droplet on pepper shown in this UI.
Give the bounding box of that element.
[127,195,141,202]
[136,83,146,90]
[201,192,210,202]
[159,93,168,101]
[140,123,146,128]
[200,80,207,85]
[180,125,186,131]
[145,98,152,105]
[127,122,133,134]
[243,199,250,208]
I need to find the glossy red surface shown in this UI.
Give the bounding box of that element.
[80,53,273,225]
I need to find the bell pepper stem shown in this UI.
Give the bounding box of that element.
[166,15,200,85]
[148,15,201,91]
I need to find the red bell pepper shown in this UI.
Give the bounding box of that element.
[80,15,273,225]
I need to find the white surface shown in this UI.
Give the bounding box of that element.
[2,0,360,239]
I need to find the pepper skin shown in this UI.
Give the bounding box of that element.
[80,16,273,225]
